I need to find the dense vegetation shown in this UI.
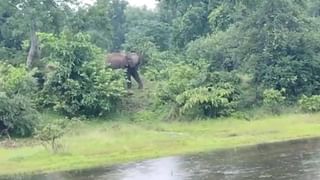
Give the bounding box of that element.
[1,0,320,138]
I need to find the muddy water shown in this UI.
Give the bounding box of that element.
[3,138,320,180]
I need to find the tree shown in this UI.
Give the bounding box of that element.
[307,0,320,17]
[69,0,113,50]
[109,0,127,51]
[37,32,125,117]
[172,5,210,48]
[73,0,127,51]
[156,0,213,49]
[4,0,73,69]
[207,0,262,32]
[0,1,25,62]
[0,63,38,137]
[125,6,172,51]
[239,0,320,99]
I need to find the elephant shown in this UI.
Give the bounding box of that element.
[106,52,143,89]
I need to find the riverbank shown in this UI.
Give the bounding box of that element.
[1,113,320,176]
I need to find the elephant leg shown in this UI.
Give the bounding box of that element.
[126,69,132,89]
[130,68,143,89]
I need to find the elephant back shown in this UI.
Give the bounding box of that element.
[106,53,127,69]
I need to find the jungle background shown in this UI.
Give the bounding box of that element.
[1,0,320,174]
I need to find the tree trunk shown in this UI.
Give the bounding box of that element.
[26,19,40,69]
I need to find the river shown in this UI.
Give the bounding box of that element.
[3,137,320,180]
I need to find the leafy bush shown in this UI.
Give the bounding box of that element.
[0,93,38,137]
[247,19,320,100]
[143,51,184,81]
[208,3,235,32]
[34,118,79,153]
[263,88,286,114]
[0,48,26,66]
[156,63,201,104]
[37,32,126,117]
[236,74,258,109]
[192,71,241,89]
[298,95,320,113]
[156,63,240,118]
[0,63,38,137]
[0,63,37,96]
[186,27,243,72]
[176,84,238,117]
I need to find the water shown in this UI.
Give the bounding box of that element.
[3,138,320,180]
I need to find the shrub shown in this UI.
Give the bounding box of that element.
[186,27,243,72]
[34,118,78,153]
[298,95,320,113]
[263,88,286,114]
[143,51,184,81]
[156,63,240,118]
[0,48,26,66]
[0,93,38,137]
[156,63,200,104]
[0,63,37,96]
[37,32,126,117]
[176,83,239,117]
[0,63,39,137]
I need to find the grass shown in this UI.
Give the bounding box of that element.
[1,112,320,176]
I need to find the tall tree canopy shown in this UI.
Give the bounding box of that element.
[1,0,320,123]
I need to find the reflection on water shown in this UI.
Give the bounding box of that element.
[3,138,320,180]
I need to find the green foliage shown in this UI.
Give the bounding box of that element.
[122,32,157,64]
[0,93,38,137]
[0,0,73,59]
[0,63,38,137]
[0,1,24,52]
[176,84,238,117]
[34,118,77,153]
[37,32,126,117]
[0,49,25,65]
[1,0,320,122]
[69,0,113,50]
[156,63,200,104]
[9,0,72,34]
[143,51,184,81]
[236,74,257,109]
[248,30,320,99]
[208,0,260,32]
[298,95,320,113]
[238,0,320,99]
[308,0,320,17]
[156,62,240,118]
[208,3,235,32]
[186,27,244,72]
[193,70,242,89]
[110,0,127,51]
[159,0,320,102]
[173,5,210,48]
[125,6,172,51]
[0,63,37,96]
[263,88,286,114]
[122,6,165,66]
[185,0,320,102]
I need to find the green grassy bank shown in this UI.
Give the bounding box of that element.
[1,113,320,176]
